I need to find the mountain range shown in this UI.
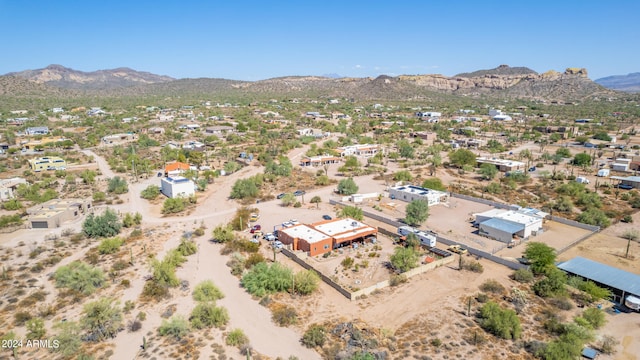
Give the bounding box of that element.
[594,72,640,93]
[1,64,636,103]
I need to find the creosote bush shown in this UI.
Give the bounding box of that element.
[54,261,106,295]
[192,280,225,302]
[226,328,249,347]
[158,315,190,340]
[189,302,229,329]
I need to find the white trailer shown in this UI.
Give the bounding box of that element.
[397,226,437,247]
[597,169,610,177]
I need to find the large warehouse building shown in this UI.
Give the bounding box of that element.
[558,257,640,309]
[278,218,378,256]
[475,208,545,243]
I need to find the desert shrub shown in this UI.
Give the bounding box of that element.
[549,297,574,311]
[127,320,142,332]
[576,308,606,329]
[294,270,320,295]
[567,277,611,303]
[341,256,354,269]
[478,301,521,340]
[222,238,260,254]
[598,335,619,355]
[97,237,124,254]
[192,280,225,302]
[107,176,128,194]
[140,185,160,200]
[14,311,32,325]
[177,239,197,256]
[123,300,135,313]
[190,302,229,329]
[480,279,505,294]
[54,261,106,295]
[389,273,408,287]
[162,197,187,214]
[52,321,82,358]
[81,297,123,342]
[513,268,534,283]
[158,315,190,340]
[26,318,46,338]
[2,199,22,211]
[111,260,129,271]
[164,248,187,268]
[463,260,484,273]
[142,281,170,301]
[390,247,419,273]
[212,224,235,243]
[82,209,122,238]
[302,325,326,348]
[193,227,205,237]
[245,253,266,269]
[149,257,179,287]
[241,262,293,297]
[271,304,298,326]
[227,252,246,276]
[533,268,567,298]
[226,328,249,347]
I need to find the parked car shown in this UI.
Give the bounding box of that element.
[157,172,163,177]
[250,224,261,233]
[263,233,276,241]
[322,215,332,220]
[252,230,263,238]
[273,240,283,249]
[276,193,286,199]
[293,190,306,196]
[447,245,468,255]
[528,166,536,172]
[249,213,260,222]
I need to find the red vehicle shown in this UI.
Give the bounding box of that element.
[250,224,262,233]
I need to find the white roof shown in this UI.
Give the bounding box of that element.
[313,218,376,241]
[280,224,331,244]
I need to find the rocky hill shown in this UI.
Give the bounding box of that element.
[0,64,620,103]
[5,64,174,90]
[595,72,640,93]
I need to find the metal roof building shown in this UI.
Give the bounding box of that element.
[557,256,640,303]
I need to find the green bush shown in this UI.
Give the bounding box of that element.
[226,328,249,347]
[158,315,190,340]
[512,268,534,283]
[81,298,123,341]
[462,260,484,273]
[140,185,160,200]
[241,262,293,297]
[83,209,122,238]
[0,214,23,228]
[533,268,567,298]
[302,325,326,348]
[190,302,229,329]
[150,257,180,287]
[52,321,82,358]
[54,261,106,295]
[480,279,505,294]
[294,270,320,295]
[141,281,170,301]
[390,247,419,273]
[478,301,521,340]
[212,224,235,243]
[177,239,197,256]
[2,199,22,211]
[97,237,124,254]
[576,308,606,329]
[107,176,128,194]
[162,197,186,214]
[192,280,225,302]
[26,318,46,338]
[389,273,408,287]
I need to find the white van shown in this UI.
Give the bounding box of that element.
[576,176,590,184]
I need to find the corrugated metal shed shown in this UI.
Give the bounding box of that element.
[558,257,640,296]
[480,218,524,234]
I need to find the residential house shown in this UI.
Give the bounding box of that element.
[388,185,449,206]
[204,126,235,136]
[160,176,196,198]
[25,126,49,135]
[409,132,437,145]
[474,208,546,244]
[164,162,191,177]
[28,198,92,228]
[299,155,341,167]
[337,144,382,157]
[476,157,525,172]
[101,133,136,144]
[0,177,28,201]
[28,156,66,172]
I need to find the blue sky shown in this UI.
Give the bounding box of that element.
[1,0,638,81]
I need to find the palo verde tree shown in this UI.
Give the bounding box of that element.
[524,242,556,275]
[405,199,429,227]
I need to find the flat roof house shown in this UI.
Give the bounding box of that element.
[337,144,382,157]
[25,126,49,135]
[299,155,341,167]
[476,157,525,172]
[160,176,195,198]
[27,198,92,229]
[0,177,28,201]
[389,185,449,206]
[28,156,66,172]
[278,218,378,256]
